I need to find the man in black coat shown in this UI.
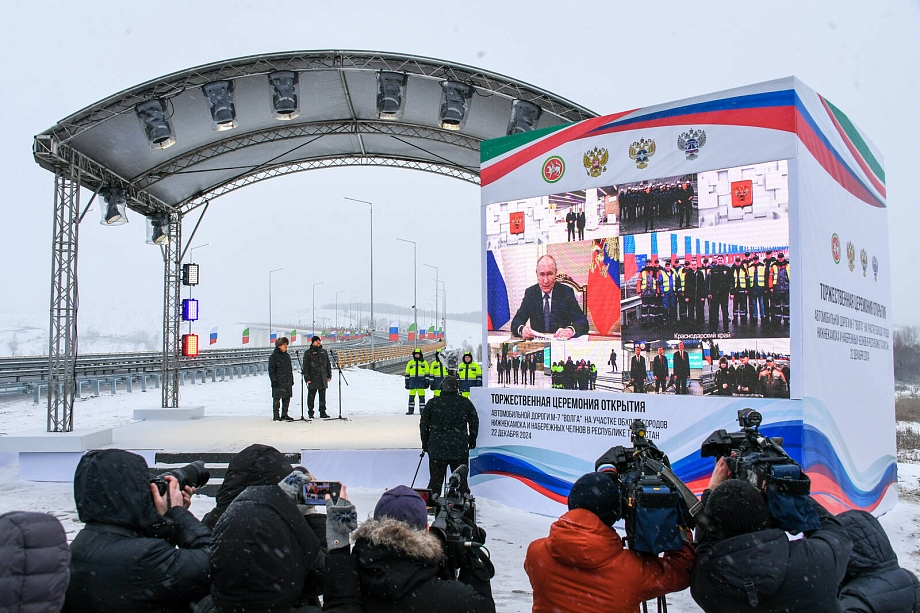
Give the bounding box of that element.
[511,354,520,384]
[576,207,586,240]
[708,256,733,332]
[652,347,669,394]
[677,181,694,228]
[837,509,920,613]
[302,335,332,419]
[673,341,691,395]
[1,511,70,613]
[269,336,294,421]
[511,255,589,340]
[691,460,852,613]
[713,357,734,395]
[629,346,647,393]
[65,449,211,613]
[734,353,759,395]
[420,375,479,496]
[565,208,576,241]
[528,353,537,384]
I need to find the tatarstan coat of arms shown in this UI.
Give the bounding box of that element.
[583,147,609,178]
[628,138,656,169]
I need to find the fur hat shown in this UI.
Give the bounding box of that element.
[374,485,428,530]
[706,480,771,537]
[568,472,620,526]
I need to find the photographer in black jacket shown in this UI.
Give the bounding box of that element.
[690,457,852,612]
[65,449,210,613]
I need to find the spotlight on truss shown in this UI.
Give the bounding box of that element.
[134,99,176,149]
[146,214,170,245]
[182,298,199,322]
[439,81,474,131]
[507,99,542,136]
[376,71,407,121]
[182,263,200,286]
[202,80,237,131]
[182,333,199,357]
[269,71,300,120]
[100,187,128,226]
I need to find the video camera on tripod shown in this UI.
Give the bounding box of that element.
[428,466,491,580]
[595,419,704,555]
[700,408,819,533]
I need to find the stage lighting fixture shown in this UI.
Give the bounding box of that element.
[134,99,176,149]
[182,263,200,286]
[100,187,128,226]
[182,333,199,357]
[439,81,474,131]
[507,99,542,135]
[202,80,237,131]
[182,298,199,322]
[269,71,300,120]
[146,214,170,245]
[376,71,407,120]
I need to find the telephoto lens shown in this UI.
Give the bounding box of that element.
[151,460,210,495]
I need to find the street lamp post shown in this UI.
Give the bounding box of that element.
[335,290,346,341]
[437,280,447,342]
[269,267,284,345]
[396,237,417,346]
[312,281,325,335]
[423,263,439,340]
[343,197,374,355]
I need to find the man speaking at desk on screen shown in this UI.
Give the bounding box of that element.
[511,254,589,341]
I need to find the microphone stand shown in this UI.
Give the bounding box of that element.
[293,350,310,422]
[329,349,349,421]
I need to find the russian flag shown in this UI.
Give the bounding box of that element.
[270,330,277,344]
[684,236,692,260]
[587,238,621,335]
[389,321,399,341]
[487,250,511,330]
[623,235,638,280]
[419,326,427,340]
[670,233,678,258]
[209,327,218,345]
[651,233,659,257]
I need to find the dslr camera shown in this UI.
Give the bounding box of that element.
[595,420,701,555]
[150,460,210,496]
[701,408,819,532]
[429,466,487,579]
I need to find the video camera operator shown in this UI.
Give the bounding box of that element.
[65,449,211,613]
[525,471,695,613]
[690,456,852,612]
[334,485,495,613]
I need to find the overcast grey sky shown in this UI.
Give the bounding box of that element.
[1,1,916,340]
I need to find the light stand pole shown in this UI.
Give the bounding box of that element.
[335,290,345,342]
[269,267,284,345]
[312,281,325,335]
[423,263,439,341]
[343,197,375,357]
[396,237,417,347]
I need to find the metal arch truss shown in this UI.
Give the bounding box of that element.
[161,214,182,408]
[184,156,479,211]
[135,120,481,198]
[47,169,81,432]
[48,50,596,143]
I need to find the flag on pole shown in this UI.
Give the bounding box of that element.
[291,329,297,342]
[408,322,417,342]
[623,234,637,281]
[427,325,435,339]
[587,238,621,335]
[242,328,250,344]
[389,321,399,341]
[486,250,511,330]
[209,327,218,345]
[419,326,427,340]
[270,330,277,343]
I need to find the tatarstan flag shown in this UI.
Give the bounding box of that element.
[242,328,250,344]
[587,238,621,336]
[408,322,417,342]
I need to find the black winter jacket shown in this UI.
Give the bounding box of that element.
[210,485,322,613]
[202,444,294,528]
[690,497,851,613]
[350,517,494,613]
[269,347,294,398]
[302,345,332,390]
[420,391,480,459]
[0,511,71,613]
[65,449,211,613]
[837,509,920,613]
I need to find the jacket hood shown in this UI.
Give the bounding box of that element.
[838,510,898,574]
[215,444,293,512]
[73,449,162,531]
[701,528,790,601]
[543,509,623,570]
[0,511,71,613]
[353,517,442,600]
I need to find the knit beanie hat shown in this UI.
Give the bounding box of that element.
[706,479,771,537]
[311,336,321,343]
[374,485,428,530]
[568,472,620,526]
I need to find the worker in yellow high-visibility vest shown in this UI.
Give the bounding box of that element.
[456,352,483,398]
[404,349,429,415]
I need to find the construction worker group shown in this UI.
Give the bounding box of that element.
[405,348,481,415]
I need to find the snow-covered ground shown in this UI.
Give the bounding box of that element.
[1,368,919,613]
